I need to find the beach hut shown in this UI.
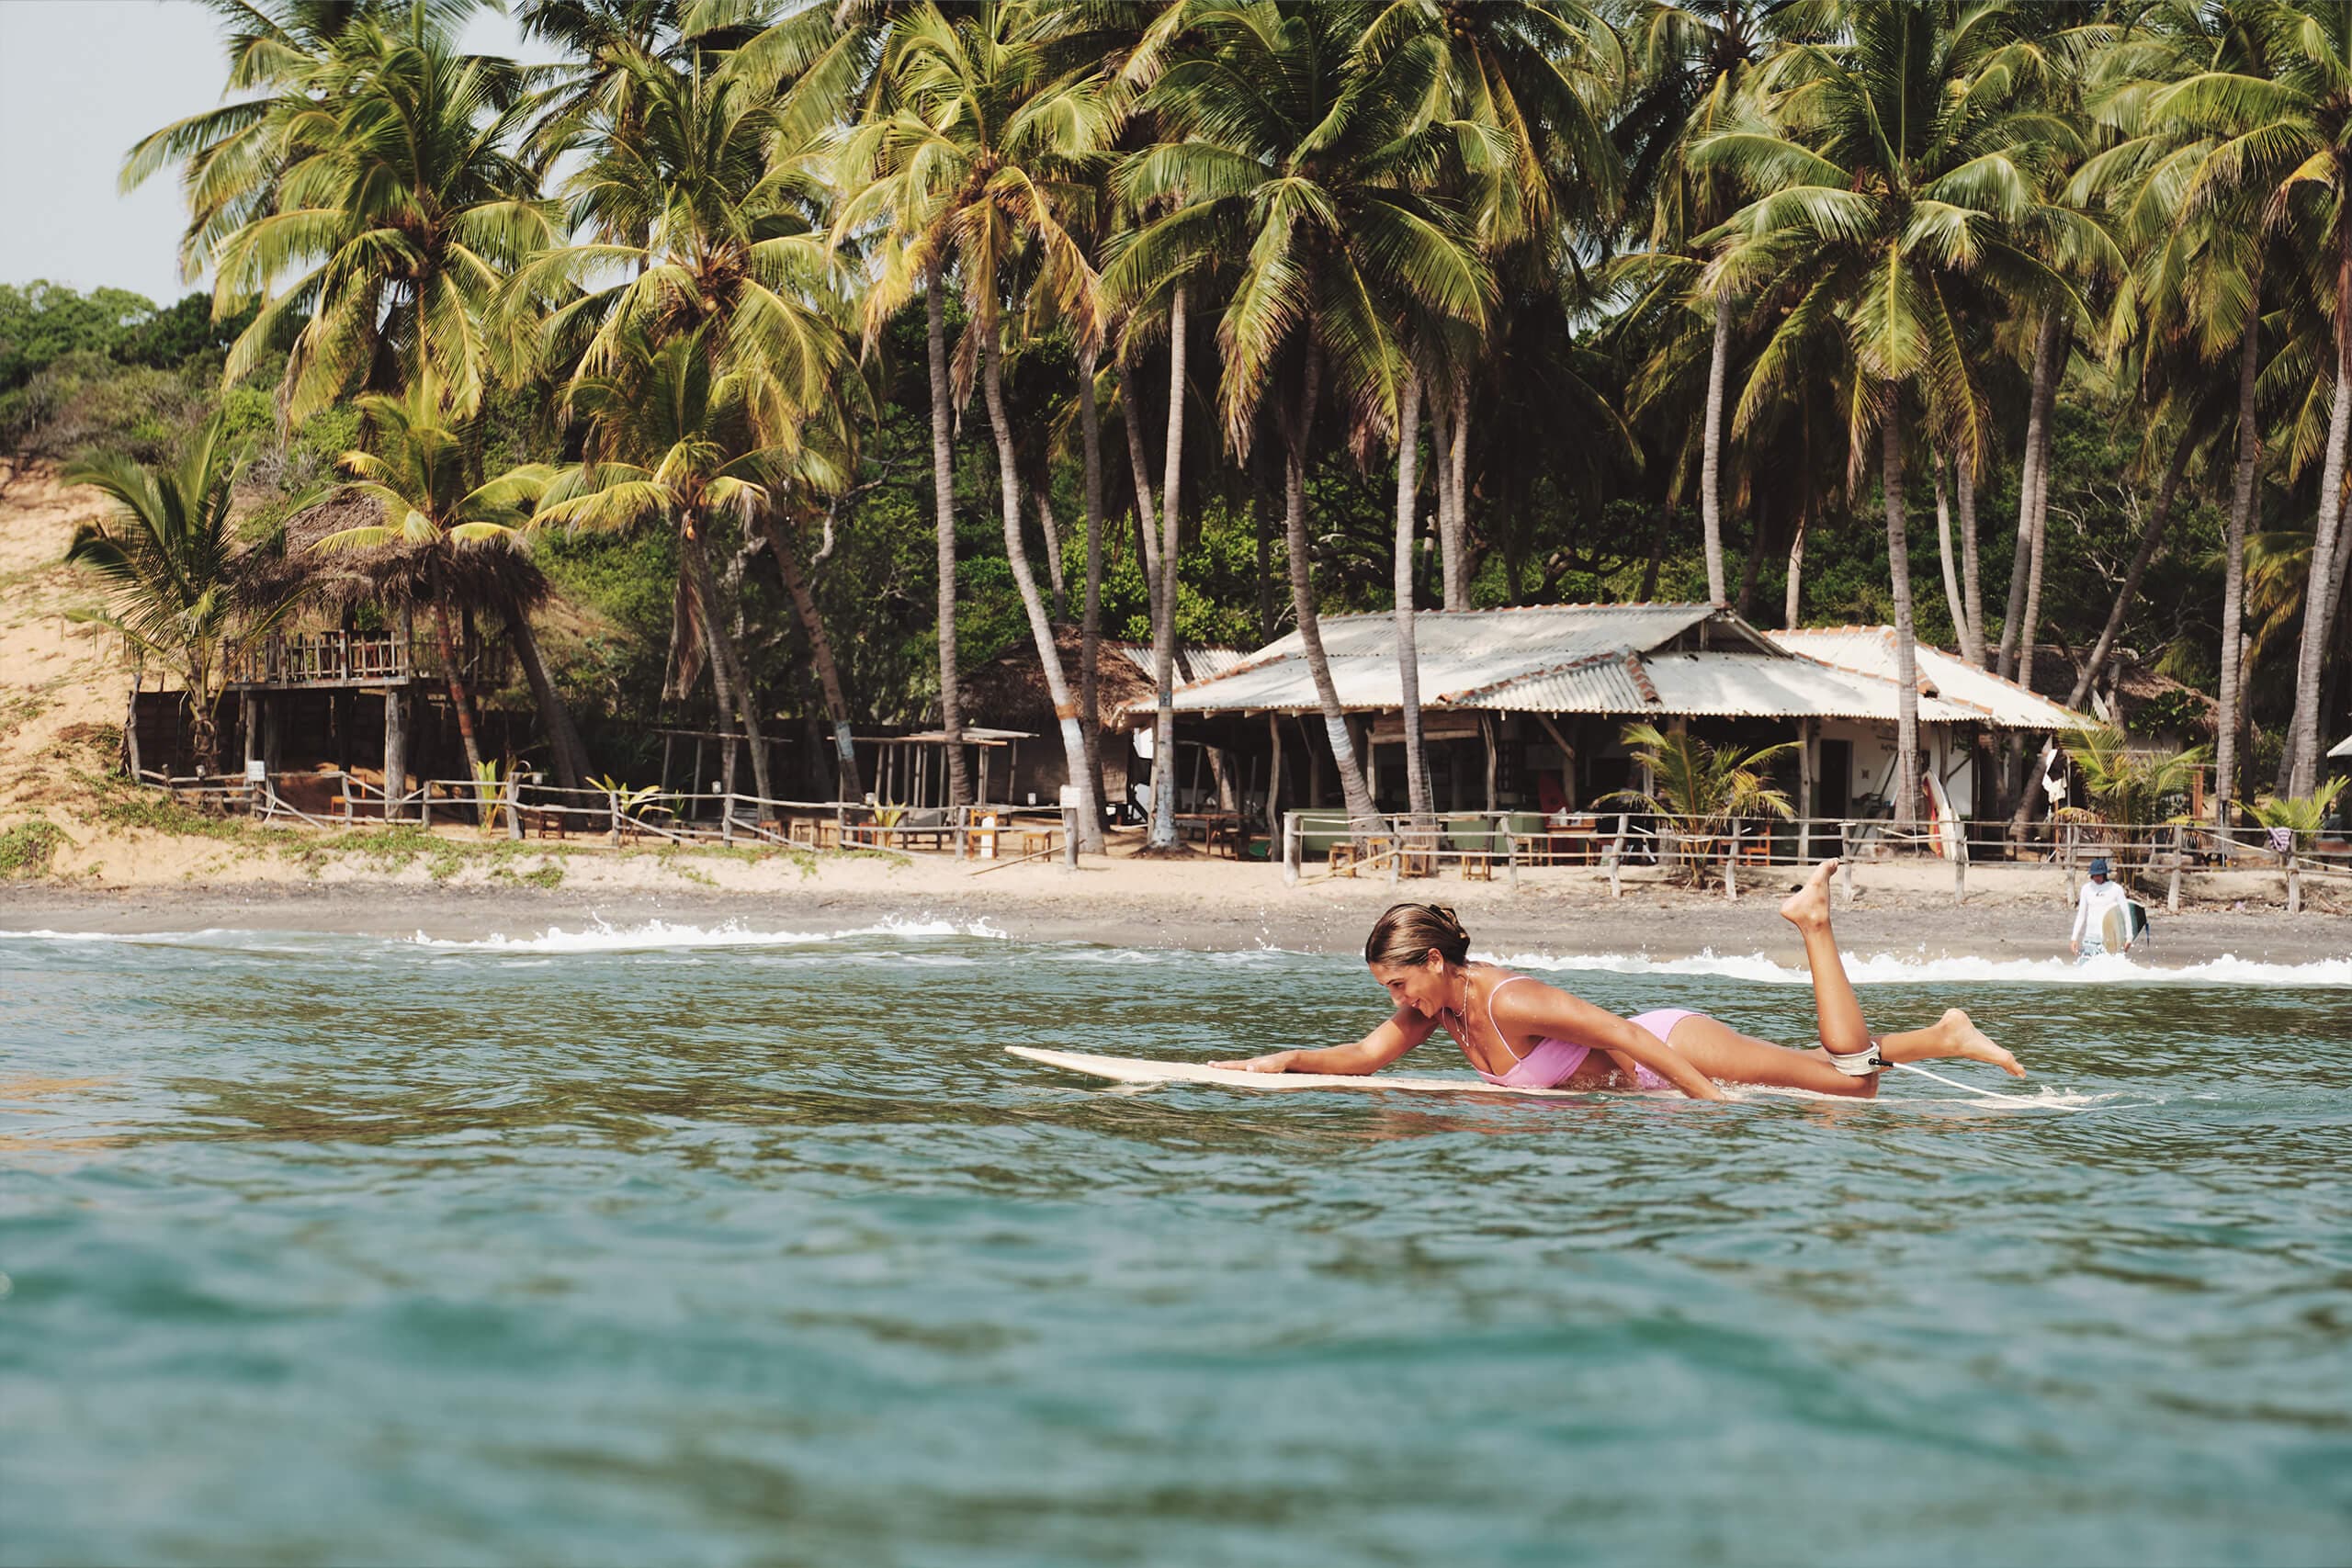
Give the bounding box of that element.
[213,492,589,806]
[1158,604,2087,833]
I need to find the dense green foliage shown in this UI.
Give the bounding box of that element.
[15,0,2352,812]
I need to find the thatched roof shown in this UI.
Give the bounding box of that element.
[240,491,549,616]
[962,625,1241,731]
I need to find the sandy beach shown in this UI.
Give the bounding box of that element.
[6,840,2346,967]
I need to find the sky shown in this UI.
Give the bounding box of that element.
[0,0,540,308]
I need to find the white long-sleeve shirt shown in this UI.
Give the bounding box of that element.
[2072,877,2132,944]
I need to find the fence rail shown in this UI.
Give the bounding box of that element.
[1274,806,2350,912]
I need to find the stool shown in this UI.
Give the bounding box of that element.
[1461,852,1492,882]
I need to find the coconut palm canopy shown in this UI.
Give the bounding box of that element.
[78,0,2352,818]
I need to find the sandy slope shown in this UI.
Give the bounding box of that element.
[0,461,126,814]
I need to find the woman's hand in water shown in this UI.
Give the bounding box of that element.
[1213,1051,1299,1074]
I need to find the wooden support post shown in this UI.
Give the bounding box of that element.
[1061,806,1079,871]
[1507,822,1519,892]
[1266,715,1283,834]
[2286,851,2301,915]
[1797,719,1815,865]
[608,787,622,847]
[1839,824,1856,908]
[722,794,736,845]
[2168,823,2184,915]
[1725,821,1738,901]
[384,688,406,819]
[1953,830,1967,906]
[1606,812,1627,898]
[123,677,142,780]
[1283,811,1301,886]
[505,775,524,842]
[1483,716,1498,812]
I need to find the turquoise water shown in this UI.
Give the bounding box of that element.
[3,922,2348,1567]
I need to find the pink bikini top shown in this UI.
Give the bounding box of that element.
[1442,974,1679,1091]
[1445,974,1596,1089]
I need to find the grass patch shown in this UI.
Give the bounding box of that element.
[0,818,66,879]
[489,862,565,889]
[90,785,258,843]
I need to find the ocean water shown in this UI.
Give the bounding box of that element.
[2,920,2348,1567]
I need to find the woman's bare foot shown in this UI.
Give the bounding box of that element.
[1780,858,1838,929]
[1904,1008,2026,1077]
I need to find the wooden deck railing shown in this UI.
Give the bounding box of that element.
[222,632,510,688]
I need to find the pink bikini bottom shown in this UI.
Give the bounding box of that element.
[1475,1008,1705,1091]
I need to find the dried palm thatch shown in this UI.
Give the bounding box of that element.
[962,625,1156,734]
[238,491,550,618]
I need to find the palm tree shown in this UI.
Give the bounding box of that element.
[835,1,1111,849]
[64,411,296,774]
[120,0,397,289]
[310,379,579,786]
[1617,0,1790,607]
[2153,0,2352,796]
[201,14,556,422]
[532,328,787,803]
[2076,0,2278,821]
[1115,0,1491,830]
[1604,721,1793,885]
[1700,3,2097,827]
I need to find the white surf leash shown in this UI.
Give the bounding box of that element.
[1882,1059,2044,1103]
[1829,1042,2044,1104]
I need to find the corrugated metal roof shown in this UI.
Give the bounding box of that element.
[1170,604,1758,715]
[1768,628,2089,730]
[1159,605,2087,728]
[1112,642,1249,687]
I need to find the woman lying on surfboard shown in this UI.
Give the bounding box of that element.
[1215,859,2021,1100]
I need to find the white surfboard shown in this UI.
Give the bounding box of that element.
[1005,1045,1597,1098]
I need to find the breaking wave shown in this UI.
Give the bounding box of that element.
[1479,948,2352,987]
[403,915,1010,952]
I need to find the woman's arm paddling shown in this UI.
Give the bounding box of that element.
[1215,1010,1434,1075]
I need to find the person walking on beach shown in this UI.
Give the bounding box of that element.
[1216,860,2022,1100]
[2071,857,2133,962]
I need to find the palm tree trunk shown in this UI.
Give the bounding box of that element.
[681,520,772,805]
[1957,449,1985,665]
[2215,314,2260,824]
[503,600,589,789]
[1430,386,1457,608]
[925,254,970,809]
[1999,312,2062,680]
[762,513,860,801]
[2016,351,2061,695]
[1036,492,1067,622]
[1148,280,1188,852]
[1116,352,1163,609]
[1286,344,1379,829]
[1445,378,1471,610]
[1077,342,1108,820]
[1393,364,1430,825]
[1252,457,1278,643]
[1784,518,1804,627]
[1933,455,1966,657]
[2068,432,2192,713]
[1700,288,1732,605]
[428,592,486,782]
[982,331,1102,852]
[1882,412,1920,829]
[2285,322,2352,798]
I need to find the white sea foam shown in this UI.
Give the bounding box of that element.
[402,914,1009,953]
[1477,947,2352,987]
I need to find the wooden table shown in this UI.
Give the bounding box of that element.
[1174,813,1253,859]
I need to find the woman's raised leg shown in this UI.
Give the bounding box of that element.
[1779,858,1873,1057]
